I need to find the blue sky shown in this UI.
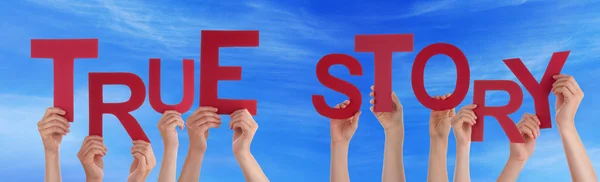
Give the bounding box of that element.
[1,0,599,181]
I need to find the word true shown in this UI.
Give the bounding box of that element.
[31,31,569,144]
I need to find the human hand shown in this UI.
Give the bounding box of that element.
[552,74,584,127]
[429,94,454,139]
[509,113,540,161]
[128,140,156,182]
[450,104,477,145]
[369,86,403,132]
[186,107,222,151]
[38,107,70,153]
[157,110,184,148]
[77,136,107,182]
[329,100,361,144]
[230,109,259,155]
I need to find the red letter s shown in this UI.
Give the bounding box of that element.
[312,54,363,119]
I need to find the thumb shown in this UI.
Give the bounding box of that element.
[351,111,361,128]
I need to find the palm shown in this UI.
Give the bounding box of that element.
[453,122,472,144]
[232,128,247,152]
[430,110,452,137]
[510,137,535,161]
[83,156,103,176]
[43,134,63,151]
[373,103,402,129]
[330,118,355,142]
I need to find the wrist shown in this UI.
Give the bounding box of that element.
[163,141,179,149]
[384,127,403,138]
[331,141,350,148]
[557,122,576,133]
[86,176,102,182]
[234,150,252,159]
[189,142,207,152]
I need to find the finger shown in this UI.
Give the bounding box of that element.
[553,80,577,94]
[370,99,374,105]
[191,107,218,116]
[554,86,575,98]
[462,104,477,110]
[232,120,252,133]
[528,114,541,126]
[369,91,374,97]
[230,114,254,129]
[163,110,181,117]
[164,116,183,129]
[198,122,221,132]
[84,140,107,157]
[39,114,69,128]
[369,106,374,112]
[519,122,536,139]
[370,85,374,91]
[351,111,361,129]
[188,111,220,122]
[391,92,402,108]
[342,100,350,106]
[459,109,477,120]
[43,107,66,118]
[40,126,67,136]
[133,152,148,169]
[39,119,70,133]
[86,148,106,160]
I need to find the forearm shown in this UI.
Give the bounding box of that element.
[427,138,449,182]
[382,129,405,182]
[235,151,269,182]
[158,145,178,182]
[44,151,62,182]
[330,141,350,182]
[559,123,598,181]
[497,158,525,182]
[453,143,470,182]
[178,148,205,182]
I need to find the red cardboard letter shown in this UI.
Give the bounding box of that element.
[89,73,149,142]
[412,43,470,110]
[149,58,195,113]
[31,39,98,121]
[200,30,258,115]
[312,54,363,119]
[472,80,524,143]
[503,51,570,128]
[355,34,414,112]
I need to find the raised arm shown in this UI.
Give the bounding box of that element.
[370,86,405,182]
[128,140,156,182]
[329,100,360,182]
[451,104,477,182]
[552,74,597,181]
[179,107,222,182]
[497,113,540,182]
[157,111,184,182]
[38,107,71,182]
[427,94,453,182]
[230,109,269,182]
[77,136,107,182]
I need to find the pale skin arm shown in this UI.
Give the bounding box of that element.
[452,104,477,182]
[230,109,269,182]
[497,114,540,182]
[552,74,597,181]
[178,107,222,182]
[38,107,71,182]
[370,86,405,182]
[428,95,453,182]
[329,100,359,182]
[157,111,184,182]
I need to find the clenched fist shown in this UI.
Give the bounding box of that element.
[230,109,259,155]
[509,113,540,161]
[369,86,403,132]
[38,107,70,153]
[430,94,454,139]
[451,104,477,145]
[552,74,584,127]
[77,136,107,182]
[157,110,184,148]
[128,140,156,182]
[186,107,222,151]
